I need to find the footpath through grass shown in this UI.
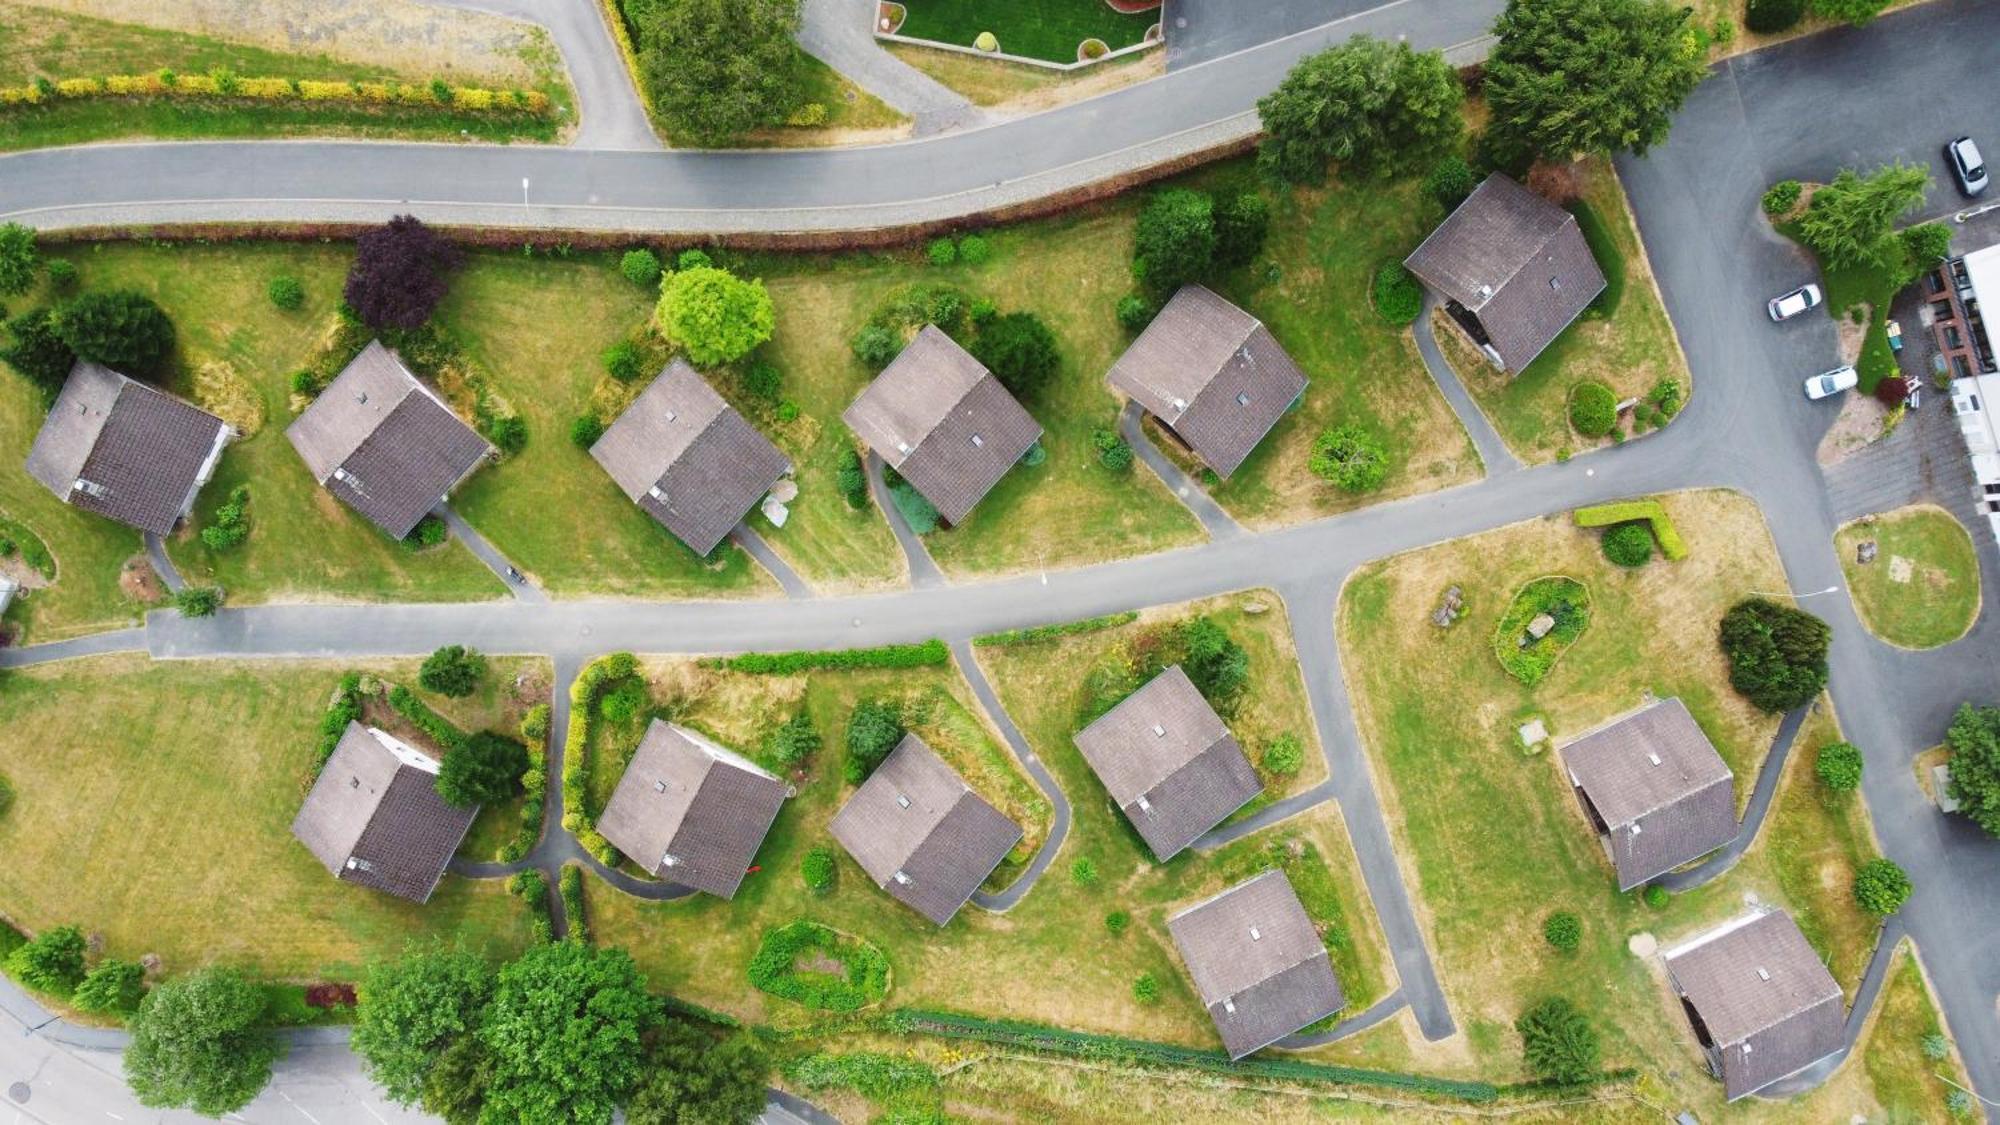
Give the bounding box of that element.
[893,0,1157,62]
[1836,505,1981,650]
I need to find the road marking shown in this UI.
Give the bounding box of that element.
[277,1092,321,1125]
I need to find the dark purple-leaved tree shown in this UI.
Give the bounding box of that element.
[343,215,462,331]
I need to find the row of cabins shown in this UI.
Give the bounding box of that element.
[22,173,1597,558]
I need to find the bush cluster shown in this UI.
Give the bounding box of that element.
[1567,381,1618,438]
[570,415,604,449]
[1263,733,1305,775]
[834,449,868,509]
[1761,179,1804,216]
[419,644,486,698]
[1600,522,1654,567]
[5,924,86,995]
[387,684,469,754]
[619,249,662,288]
[403,514,449,551]
[200,485,252,552]
[747,921,890,1011]
[267,276,304,310]
[1853,858,1911,915]
[173,586,223,618]
[763,713,820,767]
[559,864,587,943]
[1091,427,1133,472]
[1719,598,1831,713]
[850,323,901,370]
[800,847,836,894]
[704,639,949,675]
[508,870,554,943]
[1132,187,1270,292]
[1372,262,1424,325]
[1815,742,1864,791]
[976,612,1137,648]
[1308,424,1389,492]
[1542,912,1581,953]
[602,340,645,382]
[1491,577,1592,686]
[844,698,906,784]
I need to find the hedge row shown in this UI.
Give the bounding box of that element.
[884,1009,1499,1101]
[561,654,632,866]
[386,684,468,753]
[703,639,950,675]
[314,673,366,773]
[508,870,554,943]
[559,864,587,943]
[1572,499,1689,560]
[975,612,1139,648]
[0,71,550,115]
[498,707,552,863]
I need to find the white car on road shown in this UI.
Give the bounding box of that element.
[1805,366,1858,400]
[1767,284,1823,321]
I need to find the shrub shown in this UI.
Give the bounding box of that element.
[569,415,604,449]
[200,485,252,552]
[1132,973,1160,1004]
[1900,221,1953,268]
[1492,576,1591,686]
[801,847,836,894]
[958,235,991,265]
[775,400,799,423]
[1812,0,1892,26]
[1573,499,1688,560]
[1,308,75,396]
[1264,734,1305,775]
[598,677,648,724]
[1949,1090,1975,1119]
[851,324,901,370]
[926,238,956,266]
[1761,179,1803,216]
[483,413,527,455]
[1070,857,1099,885]
[405,514,448,550]
[173,586,223,618]
[419,644,486,698]
[1425,155,1479,211]
[1923,1032,1951,1062]
[520,703,551,743]
[970,297,998,325]
[1601,522,1654,567]
[5,925,86,995]
[345,214,461,331]
[1115,293,1155,332]
[705,640,949,675]
[1133,188,1215,293]
[602,340,645,383]
[0,222,36,296]
[72,958,146,1014]
[1309,424,1390,492]
[655,266,775,368]
[971,311,1061,401]
[1645,378,1684,420]
[1372,262,1423,325]
[43,259,78,292]
[844,699,906,784]
[747,921,890,1011]
[1181,616,1251,715]
[1213,193,1271,269]
[54,290,175,376]
[1515,997,1598,1083]
[1567,380,1618,437]
[743,360,782,401]
[885,471,940,535]
[1091,427,1133,472]
[1875,375,1910,407]
[1104,911,1129,935]
[437,730,528,807]
[387,684,468,753]
[1643,884,1669,909]
[267,276,305,310]
[1853,858,1911,915]
[0,774,12,818]
[835,449,869,509]
[1815,742,1863,791]
[1719,598,1831,712]
[620,249,662,287]
[1542,912,1581,953]
[1746,0,1806,32]
[764,713,821,766]
[1256,37,1464,184]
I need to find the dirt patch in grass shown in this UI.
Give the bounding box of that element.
[1815,390,1893,467]
[1836,504,1982,650]
[117,555,164,602]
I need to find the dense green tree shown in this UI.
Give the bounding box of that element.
[1812,0,1892,25]
[762,712,820,766]
[1484,0,1705,161]
[1424,155,1479,211]
[53,290,175,376]
[1132,188,1215,293]
[1945,704,2000,837]
[5,925,85,994]
[625,1019,770,1125]
[1901,221,1955,268]
[1308,424,1390,492]
[1180,616,1250,715]
[1718,598,1831,712]
[353,946,494,1106]
[1853,858,1912,915]
[436,731,528,807]
[844,698,905,784]
[1212,193,1272,269]
[1515,996,1599,1082]
[0,222,38,296]
[420,1033,494,1125]
[419,644,486,698]
[970,311,1061,401]
[71,958,147,1014]
[1256,36,1463,184]
[1,308,75,396]
[123,967,281,1116]
[637,0,803,146]
[1797,163,1931,272]
[656,266,775,368]
[476,942,658,1125]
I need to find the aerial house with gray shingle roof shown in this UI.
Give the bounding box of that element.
[1558,698,1737,891]
[595,719,789,899]
[286,340,492,540]
[1405,173,1607,374]
[291,722,477,904]
[24,360,232,536]
[828,734,1023,926]
[1168,869,1346,1059]
[841,326,1042,527]
[590,360,791,557]
[1071,665,1263,862]
[1106,285,1307,478]
[1662,908,1845,1101]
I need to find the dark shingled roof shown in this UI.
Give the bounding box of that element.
[827,735,1023,926]
[1664,909,1845,1101]
[286,341,491,539]
[590,360,792,557]
[1404,174,1607,372]
[841,326,1042,525]
[594,719,788,899]
[1559,698,1737,890]
[1168,869,1346,1059]
[24,361,230,535]
[1106,286,1307,478]
[291,723,477,904]
[1071,665,1263,861]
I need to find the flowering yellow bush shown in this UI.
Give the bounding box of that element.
[0,70,549,116]
[55,78,102,97]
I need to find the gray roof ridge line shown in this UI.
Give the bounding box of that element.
[1132,729,1233,808]
[894,374,985,464]
[1477,209,1580,310]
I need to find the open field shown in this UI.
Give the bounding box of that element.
[1836,504,1982,649]
[0,654,541,980]
[1337,489,1884,1112]
[891,0,1157,63]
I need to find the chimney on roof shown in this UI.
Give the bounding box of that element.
[896,440,911,454]
[654,779,668,793]
[1478,283,1494,300]
[893,870,912,885]
[971,433,984,448]
[1171,397,1187,411]
[665,410,677,422]
[1223,999,1235,1014]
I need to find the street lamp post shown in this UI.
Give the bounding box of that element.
[521,177,531,214]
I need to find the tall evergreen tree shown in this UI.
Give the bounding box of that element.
[1484,0,1705,162]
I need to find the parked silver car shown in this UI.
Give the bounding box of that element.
[1949,136,1988,196]
[1767,284,1823,322]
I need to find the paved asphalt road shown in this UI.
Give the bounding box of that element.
[1167,0,1400,69]
[421,0,659,151]
[0,0,1501,234]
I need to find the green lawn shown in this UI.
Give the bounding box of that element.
[1857,943,1978,1122]
[1836,505,1982,649]
[1337,490,1884,1113]
[0,655,538,980]
[18,243,510,606]
[1440,158,1691,464]
[0,2,569,149]
[893,0,1158,63]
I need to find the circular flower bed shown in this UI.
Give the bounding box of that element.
[1079,38,1109,62]
[1491,576,1592,686]
[748,920,891,1011]
[974,30,999,53]
[878,2,906,34]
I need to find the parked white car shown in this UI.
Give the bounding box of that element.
[1767,284,1823,322]
[1805,366,1858,400]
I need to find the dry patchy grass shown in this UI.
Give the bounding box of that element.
[1835,504,1982,650]
[884,41,1161,111]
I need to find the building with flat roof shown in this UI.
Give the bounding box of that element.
[1927,242,2000,542]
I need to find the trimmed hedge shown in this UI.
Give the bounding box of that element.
[976,612,1138,647]
[884,1009,1499,1101]
[560,654,631,866]
[703,640,949,675]
[748,922,890,1011]
[387,684,468,753]
[0,70,550,114]
[314,673,366,772]
[1572,500,1688,561]
[559,863,587,943]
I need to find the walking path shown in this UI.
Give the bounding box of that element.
[733,525,814,599]
[796,0,982,135]
[953,641,1073,911]
[1658,705,1809,893]
[142,532,185,594]
[1414,296,1522,476]
[417,0,660,150]
[1120,401,1243,540]
[1278,988,1409,1049]
[866,452,946,589]
[438,503,547,602]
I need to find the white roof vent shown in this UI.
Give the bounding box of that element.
[1755,967,1770,981]
[1236,392,1251,406]
[1222,999,1236,1014]
[1478,283,1494,300]
[665,409,677,422]
[1630,823,1643,836]
[661,853,679,867]
[1549,277,1561,291]
[648,485,666,501]
[1136,795,1151,812]
[896,440,912,454]
[971,433,984,448]
[1171,397,1187,411]
[896,794,911,809]
[1151,723,1166,737]
[892,871,912,885]
[356,390,369,404]
[1646,752,1662,766]
[73,478,109,498]
[654,779,668,793]
[1250,926,1262,941]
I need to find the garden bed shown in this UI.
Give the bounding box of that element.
[748,920,891,1010]
[1491,576,1591,686]
[886,0,1157,66]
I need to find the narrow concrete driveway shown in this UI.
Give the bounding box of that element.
[419,0,660,150]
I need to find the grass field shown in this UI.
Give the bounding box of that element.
[884,41,1160,110]
[1440,159,1690,464]
[0,2,570,149]
[0,655,539,980]
[892,0,1158,63]
[1835,504,1982,649]
[1856,942,1977,1122]
[1337,489,1885,1112]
